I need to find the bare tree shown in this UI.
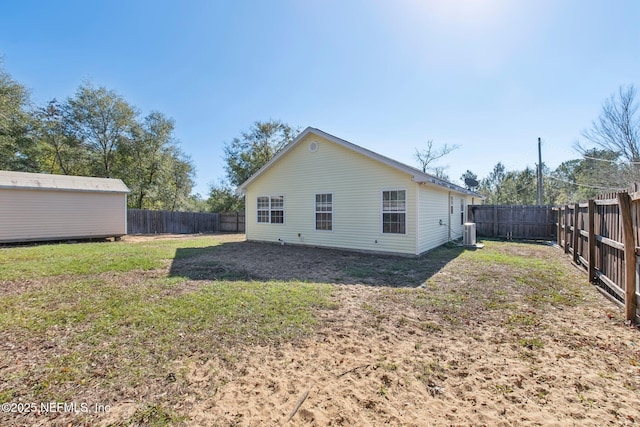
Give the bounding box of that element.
[414,140,459,174]
[580,84,640,162]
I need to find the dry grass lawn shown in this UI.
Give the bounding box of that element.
[1,234,639,426]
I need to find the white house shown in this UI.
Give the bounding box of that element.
[238,127,481,256]
[0,170,130,243]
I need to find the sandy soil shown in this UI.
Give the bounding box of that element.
[173,286,640,426]
[137,236,640,426]
[2,235,639,426]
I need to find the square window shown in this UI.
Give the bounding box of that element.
[257,195,284,224]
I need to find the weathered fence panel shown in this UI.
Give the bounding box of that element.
[220,212,245,232]
[468,205,556,240]
[128,209,220,234]
[556,191,640,322]
[127,210,245,234]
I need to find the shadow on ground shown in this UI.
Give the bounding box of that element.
[168,240,467,287]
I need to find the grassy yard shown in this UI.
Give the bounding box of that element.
[0,235,333,425]
[0,235,638,426]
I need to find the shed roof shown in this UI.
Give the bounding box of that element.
[238,127,481,197]
[0,170,130,193]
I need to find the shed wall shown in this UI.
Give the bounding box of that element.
[0,189,127,242]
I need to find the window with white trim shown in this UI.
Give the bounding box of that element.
[315,193,333,231]
[382,190,406,234]
[460,198,465,225]
[257,195,284,224]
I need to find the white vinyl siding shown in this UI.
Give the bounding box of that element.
[416,183,450,254]
[450,196,465,240]
[0,189,127,243]
[244,134,416,254]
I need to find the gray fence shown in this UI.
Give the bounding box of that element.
[468,205,556,240]
[220,211,246,232]
[127,210,245,234]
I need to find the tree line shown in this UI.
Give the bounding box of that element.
[0,61,197,211]
[4,55,636,211]
[212,85,640,210]
[467,85,640,205]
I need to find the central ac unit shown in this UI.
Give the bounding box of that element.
[463,222,476,246]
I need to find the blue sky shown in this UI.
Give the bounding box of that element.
[2,0,639,196]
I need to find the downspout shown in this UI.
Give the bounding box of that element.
[448,191,452,242]
[415,182,420,255]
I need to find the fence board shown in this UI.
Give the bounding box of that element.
[468,205,556,240]
[127,210,246,234]
[556,191,640,321]
[127,209,220,234]
[220,212,246,232]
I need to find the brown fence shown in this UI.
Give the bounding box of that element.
[555,191,640,321]
[127,210,245,234]
[468,205,556,240]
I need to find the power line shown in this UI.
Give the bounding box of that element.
[544,174,626,191]
[581,155,640,165]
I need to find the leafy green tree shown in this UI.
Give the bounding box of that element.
[119,111,179,209]
[478,162,506,203]
[66,83,137,178]
[207,180,244,213]
[182,193,209,212]
[153,146,195,211]
[210,120,297,212]
[34,99,88,175]
[500,167,537,205]
[223,120,297,187]
[0,62,38,171]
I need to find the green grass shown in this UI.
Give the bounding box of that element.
[0,237,333,408]
[382,239,587,329]
[0,236,593,425]
[0,237,221,280]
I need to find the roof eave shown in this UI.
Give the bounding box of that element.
[237,127,483,198]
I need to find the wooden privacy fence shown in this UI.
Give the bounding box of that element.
[219,212,246,233]
[468,205,556,240]
[555,191,640,322]
[127,210,245,234]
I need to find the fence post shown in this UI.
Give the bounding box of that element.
[572,203,580,264]
[564,205,570,254]
[618,192,638,322]
[556,208,561,246]
[588,199,596,282]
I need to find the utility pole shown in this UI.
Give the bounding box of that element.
[537,137,543,206]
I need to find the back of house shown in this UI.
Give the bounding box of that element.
[239,127,481,256]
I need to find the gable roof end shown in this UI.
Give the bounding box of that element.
[237,127,480,197]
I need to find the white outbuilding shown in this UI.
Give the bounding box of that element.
[0,170,130,243]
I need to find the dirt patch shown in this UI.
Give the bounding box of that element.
[1,237,639,426]
[168,237,461,286]
[185,292,640,426]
